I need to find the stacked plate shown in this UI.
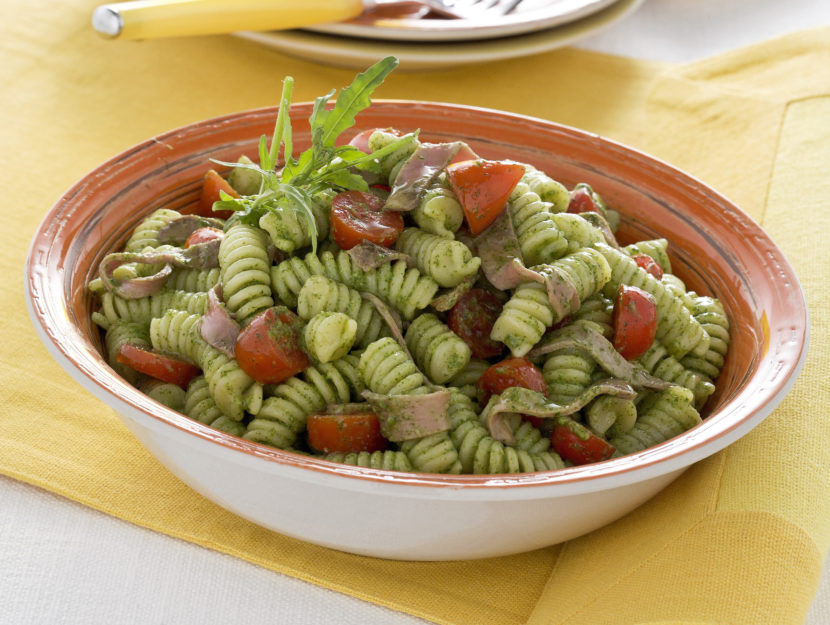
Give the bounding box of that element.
[236,0,645,70]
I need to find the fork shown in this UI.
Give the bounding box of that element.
[92,0,525,40]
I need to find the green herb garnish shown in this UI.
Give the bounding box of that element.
[211,56,417,254]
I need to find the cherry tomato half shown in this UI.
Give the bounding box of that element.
[185,226,224,248]
[116,343,200,389]
[234,307,311,385]
[612,284,658,360]
[446,159,524,235]
[447,289,505,359]
[329,190,404,250]
[631,254,663,280]
[307,413,387,454]
[477,357,547,427]
[198,169,238,220]
[551,419,616,465]
[566,186,601,214]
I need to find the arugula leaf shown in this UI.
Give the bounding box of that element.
[313,56,399,149]
[211,56,402,253]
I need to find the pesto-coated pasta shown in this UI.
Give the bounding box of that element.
[218,223,274,325]
[90,87,731,479]
[507,180,568,265]
[594,242,710,360]
[303,311,357,363]
[609,386,702,455]
[395,227,481,288]
[297,275,390,348]
[243,356,360,448]
[404,313,471,385]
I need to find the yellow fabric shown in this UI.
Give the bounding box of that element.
[2,1,829,623]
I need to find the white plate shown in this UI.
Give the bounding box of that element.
[305,0,621,42]
[236,0,643,71]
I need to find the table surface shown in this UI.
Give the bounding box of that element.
[4,1,829,624]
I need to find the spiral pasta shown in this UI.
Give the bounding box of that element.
[680,292,731,383]
[271,248,439,320]
[104,320,151,385]
[149,309,261,420]
[623,238,672,274]
[404,313,471,385]
[93,289,208,331]
[395,227,481,288]
[303,311,357,363]
[609,386,701,455]
[165,267,221,293]
[507,180,568,265]
[324,450,414,471]
[411,173,464,238]
[183,376,246,437]
[543,349,597,406]
[244,355,361,448]
[368,128,418,182]
[218,223,274,325]
[520,166,571,212]
[594,242,710,360]
[124,208,182,253]
[358,337,430,396]
[638,342,715,408]
[491,247,612,356]
[297,275,390,348]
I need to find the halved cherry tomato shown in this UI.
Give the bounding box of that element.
[307,413,387,454]
[234,307,311,385]
[446,159,524,235]
[199,169,238,219]
[185,226,224,248]
[477,357,547,427]
[447,289,505,359]
[631,254,663,279]
[116,343,199,389]
[347,127,402,153]
[329,190,404,250]
[612,284,658,360]
[551,419,616,465]
[566,186,601,214]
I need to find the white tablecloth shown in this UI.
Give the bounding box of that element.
[4,1,829,623]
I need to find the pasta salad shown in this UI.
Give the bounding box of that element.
[88,57,730,474]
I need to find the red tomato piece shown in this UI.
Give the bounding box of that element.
[185,226,224,248]
[234,307,311,385]
[551,419,616,465]
[477,357,547,427]
[446,159,524,235]
[199,169,238,219]
[307,413,387,454]
[347,127,402,153]
[612,284,658,360]
[566,186,601,214]
[330,190,404,250]
[116,343,199,389]
[631,253,664,279]
[447,289,505,359]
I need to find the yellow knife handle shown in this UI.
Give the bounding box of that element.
[92,0,365,40]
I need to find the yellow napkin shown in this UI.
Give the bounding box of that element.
[2,1,829,622]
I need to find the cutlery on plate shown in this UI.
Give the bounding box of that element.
[92,0,525,40]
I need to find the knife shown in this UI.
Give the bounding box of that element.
[92,0,370,40]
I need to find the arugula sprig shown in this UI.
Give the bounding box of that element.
[212,56,417,253]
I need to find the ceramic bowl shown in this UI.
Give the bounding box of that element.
[25,101,807,560]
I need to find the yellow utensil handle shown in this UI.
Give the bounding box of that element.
[92,0,365,40]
